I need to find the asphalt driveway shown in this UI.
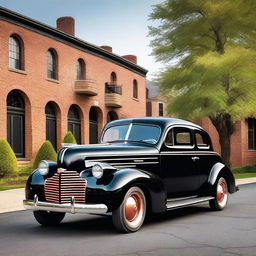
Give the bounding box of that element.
[0,183,255,256]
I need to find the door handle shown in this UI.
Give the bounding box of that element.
[191,156,200,161]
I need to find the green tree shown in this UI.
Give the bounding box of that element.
[0,139,18,178]
[33,141,57,169]
[62,131,77,144]
[149,0,256,167]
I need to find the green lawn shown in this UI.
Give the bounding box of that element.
[234,173,256,179]
[0,175,28,191]
[0,184,25,191]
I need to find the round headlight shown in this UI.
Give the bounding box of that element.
[38,160,49,176]
[92,164,103,179]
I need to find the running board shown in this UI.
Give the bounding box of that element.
[166,196,214,210]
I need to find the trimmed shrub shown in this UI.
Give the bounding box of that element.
[0,139,18,178]
[33,141,57,169]
[62,131,77,144]
[18,165,33,176]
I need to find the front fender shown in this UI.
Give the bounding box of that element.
[81,168,166,213]
[208,162,236,194]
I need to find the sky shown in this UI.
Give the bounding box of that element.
[0,0,164,79]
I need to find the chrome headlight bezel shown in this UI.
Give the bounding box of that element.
[38,160,49,176]
[85,161,117,179]
[92,164,104,179]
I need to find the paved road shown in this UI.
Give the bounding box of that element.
[0,184,256,256]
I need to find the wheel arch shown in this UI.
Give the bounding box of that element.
[208,162,236,194]
[105,168,167,213]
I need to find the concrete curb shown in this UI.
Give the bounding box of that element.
[0,178,255,214]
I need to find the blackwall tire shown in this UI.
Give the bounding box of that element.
[112,186,146,233]
[209,177,228,211]
[33,210,65,226]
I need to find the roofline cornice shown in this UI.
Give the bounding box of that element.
[0,6,148,77]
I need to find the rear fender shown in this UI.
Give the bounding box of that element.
[208,162,236,194]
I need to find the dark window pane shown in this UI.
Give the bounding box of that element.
[47,50,57,79]
[133,80,138,99]
[159,103,164,116]
[45,103,57,150]
[174,128,192,146]
[76,59,85,80]
[248,118,256,150]
[110,72,117,84]
[9,36,22,70]
[195,132,210,148]
[146,102,152,116]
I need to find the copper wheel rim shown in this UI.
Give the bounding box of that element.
[217,178,228,208]
[124,192,144,227]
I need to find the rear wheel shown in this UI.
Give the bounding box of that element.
[112,186,146,233]
[33,210,65,226]
[209,177,228,210]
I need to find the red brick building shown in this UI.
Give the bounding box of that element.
[0,7,147,163]
[146,83,256,167]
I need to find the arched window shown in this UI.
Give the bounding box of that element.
[89,107,98,144]
[47,49,57,79]
[133,79,138,99]
[68,105,81,144]
[9,35,23,70]
[110,72,117,84]
[7,91,25,157]
[76,59,85,80]
[45,102,57,150]
[107,111,118,123]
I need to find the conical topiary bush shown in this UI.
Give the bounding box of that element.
[62,131,77,144]
[33,140,57,169]
[0,139,18,178]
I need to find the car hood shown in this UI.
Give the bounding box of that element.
[58,142,159,171]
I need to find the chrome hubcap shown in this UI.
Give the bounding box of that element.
[217,178,228,208]
[124,192,144,227]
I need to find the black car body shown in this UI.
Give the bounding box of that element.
[24,117,236,232]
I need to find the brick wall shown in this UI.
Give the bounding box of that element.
[0,20,146,160]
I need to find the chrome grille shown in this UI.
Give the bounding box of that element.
[45,170,86,204]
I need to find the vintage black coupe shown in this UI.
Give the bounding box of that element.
[24,117,236,232]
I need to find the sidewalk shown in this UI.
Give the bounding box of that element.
[0,178,255,214]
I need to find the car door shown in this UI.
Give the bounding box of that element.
[193,129,222,191]
[160,126,200,198]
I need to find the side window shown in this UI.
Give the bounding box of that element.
[165,130,173,146]
[174,128,192,146]
[195,131,210,149]
[165,127,193,147]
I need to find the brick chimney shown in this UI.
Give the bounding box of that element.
[100,45,113,52]
[122,55,137,64]
[56,17,75,36]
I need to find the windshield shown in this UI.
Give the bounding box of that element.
[102,124,161,145]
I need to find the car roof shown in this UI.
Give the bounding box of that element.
[104,117,203,130]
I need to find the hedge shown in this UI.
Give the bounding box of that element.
[62,131,77,144]
[33,141,57,169]
[0,139,18,178]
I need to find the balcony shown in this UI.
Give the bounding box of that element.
[105,83,122,108]
[74,80,98,96]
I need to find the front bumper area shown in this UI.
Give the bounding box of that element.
[23,194,108,214]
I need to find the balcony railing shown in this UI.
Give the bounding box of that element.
[105,83,122,108]
[105,83,122,95]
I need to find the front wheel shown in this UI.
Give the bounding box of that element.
[33,210,65,226]
[209,177,228,211]
[112,186,146,233]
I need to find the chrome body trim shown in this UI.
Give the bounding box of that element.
[166,196,214,210]
[60,147,69,164]
[23,194,108,214]
[86,157,158,162]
